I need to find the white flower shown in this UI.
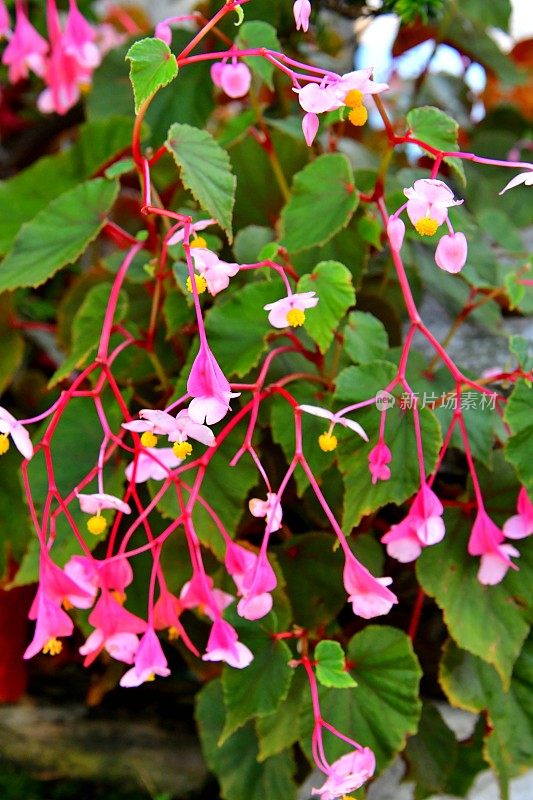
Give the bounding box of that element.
[77,493,131,515]
[298,404,368,441]
[499,170,533,195]
[0,406,33,459]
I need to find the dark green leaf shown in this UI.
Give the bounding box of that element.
[0,179,118,292]
[165,123,236,240]
[196,679,297,800]
[280,154,359,252]
[298,261,355,353]
[236,21,281,89]
[504,379,533,495]
[406,106,465,183]
[417,509,530,687]
[343,311,388,364]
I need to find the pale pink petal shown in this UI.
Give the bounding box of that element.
[387,217,405,250]
[220,62,251,98]
[435,233,468,274]
[302,112,319,146]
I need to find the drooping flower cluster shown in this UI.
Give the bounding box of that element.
[1,0,107,115]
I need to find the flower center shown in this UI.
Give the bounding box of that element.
[146,673,156,682]
[168,626,180,640]
[87,514,107,535]
[344,89,364,108]
[173,441,193,459]
[348,105,368,127]
[62,598,74,610]
[286,308,305,327]
[318,432,338,452]
[140,430,158,448]
[190,236,207,249]
[186,274,207,294]
[414,216,439,236]
[0,433,10,455]
[42,637,63,656]
[111,590,126,605]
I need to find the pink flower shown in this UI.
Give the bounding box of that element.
[264,291,318,328]
[63,0,100,70]
[236,553,277,621]
[478,543,520,585]
[169,409,215,447]
[190,247,240,295]
[249,493,283,532]
[0,405,33,459]
[368,441,392,483]
[64,555,133,596]
[80,590,146,666]
[187,341,240,425]
[0,1,10,38]
[467,508,504,556]
[302,111,319,146]
[155,21,172,46]
[167,218,216,247]
[382,484,445,562]
[343,552,397,618]
[435,232,468,273]
[180,572,234,620]
[404,179,463,235]
[225,541,258,593]
[387,217,405,251]
[202,617,254,669]
[77,492,131,515]
[503,487,533,539]
[312,747,376,799]
[217,62,252,98]
[38,553,95,610]
[24,590,74,659]
[120,627,171,687]
[125,447,181,483]
[293,0,312,32]
[295,68,387,114]
[2,2,48,82]
[122,408,180,437]
[499,170,533,195]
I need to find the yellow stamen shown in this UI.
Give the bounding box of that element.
[168,626,180,640]
[348,105,368,127]
[111,590,126,605]
[173,441,193,459]
[342,796,356,800]
[87,514,107,536]
[414,216,439,236]
[62,598,74,611]
[146,673,156,682]
[0,433,9,455]
[186,274,207,294]
[79,82,92,95]
[43,637,63,656]
[140,431,158,448]
[190,236,207,249]
[318,432,338,452]
[344,89,364,108]
[286,308,305,327]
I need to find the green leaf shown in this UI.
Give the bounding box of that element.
[440,638,533,796]
[233,225,275,263]
[298,261,355,353]
[165,123,236,241]
[255,669,307,761]
[504,379,533,495]
[126,37,178,113]
[0,116,133,255]
[49,283,129,387]
[334,362,442,530]
[0,296,24,395]
[221,613,293,742]
[315,640,357,689]
[279,154,359,252]
[196,679,297,800]
[0,179,119,292]
[204,281,279,376]
[417,509,530,687]
[343,311,389,364]
[405,702,459,794]
[236,21,281,89]
[299,626,422,771]
[406,106,465,183]
[275,533,345,629]
[509,335,532,371]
